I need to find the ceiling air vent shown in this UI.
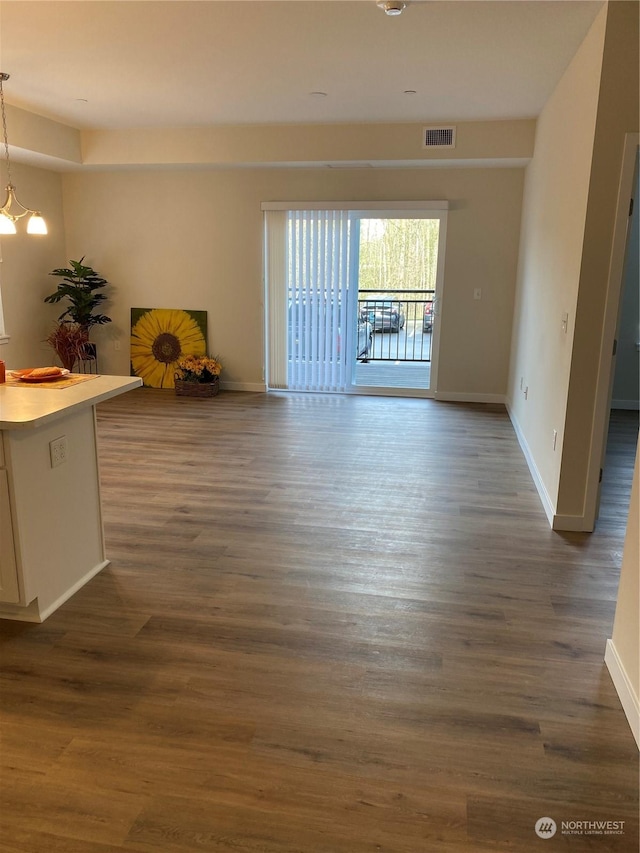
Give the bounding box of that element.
[423,126,456,149]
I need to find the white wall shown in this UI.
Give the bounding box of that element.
[59,166,523,393]
[558,1,639,521]
[507,6,607,519]
[0,162,67,370]
[606,438,640,748]
[80,119,535,169]
[507,2,639,528]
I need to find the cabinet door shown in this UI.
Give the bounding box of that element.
[0,468,20,603]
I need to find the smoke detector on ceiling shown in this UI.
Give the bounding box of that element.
[377,1,406,16]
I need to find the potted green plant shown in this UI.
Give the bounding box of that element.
[44,257,111,370]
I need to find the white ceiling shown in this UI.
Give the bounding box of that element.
[0,0,603,131]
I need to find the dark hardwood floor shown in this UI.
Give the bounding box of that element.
[600,409,639,537]
[1,390,637,852]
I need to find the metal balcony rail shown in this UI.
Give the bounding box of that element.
[358,289,435,363]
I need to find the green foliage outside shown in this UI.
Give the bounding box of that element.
[358,218,440,293]
[358,218,440,325]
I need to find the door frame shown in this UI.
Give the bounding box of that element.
[346,207,449,397]
[585,132,639,527]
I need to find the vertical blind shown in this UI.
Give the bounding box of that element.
[265,209,352,392]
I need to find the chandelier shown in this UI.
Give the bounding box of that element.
[0,73,47,235]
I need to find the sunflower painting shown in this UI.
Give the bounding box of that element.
[130,308,208,388]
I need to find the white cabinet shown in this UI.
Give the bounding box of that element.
[0,466,19,603]
[0,375,141,622]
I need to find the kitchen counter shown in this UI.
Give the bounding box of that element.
[0,374,141,429]
[0,373,142,622]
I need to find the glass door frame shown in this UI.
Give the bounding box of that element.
[345,208,448,398]
[262,200,449,396]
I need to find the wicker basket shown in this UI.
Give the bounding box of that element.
[174,377,220,398]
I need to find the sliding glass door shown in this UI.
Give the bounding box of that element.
[265,208,356,392]
[287,210,353,392]
[264,203,447,395]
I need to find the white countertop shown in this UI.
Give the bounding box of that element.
[0,374,142,429]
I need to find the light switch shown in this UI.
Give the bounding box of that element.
[473,288,482,301]
[561,312,569,333]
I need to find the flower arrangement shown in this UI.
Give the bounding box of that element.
[45,321,90,371]
[174,354,222,384]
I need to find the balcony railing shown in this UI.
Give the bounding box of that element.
[358,289,435,363]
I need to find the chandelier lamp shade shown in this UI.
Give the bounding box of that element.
[0,73,47,235]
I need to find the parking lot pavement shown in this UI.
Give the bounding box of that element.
[367,323,432,361]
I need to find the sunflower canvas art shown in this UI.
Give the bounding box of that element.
[130,308,208,388]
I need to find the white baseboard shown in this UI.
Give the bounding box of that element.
[351,386,432,399]
[38,560,110,623]
[506,403,555,527]
[220,381,266,393]
[506,404,594,531]
[611,399,640,411]
[605,639,640,749]
[0,560,110,623]
[551,513,592,532]
[0,599,44,623]
[433,391,506,405]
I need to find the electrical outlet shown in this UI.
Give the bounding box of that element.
[524,386,529,400]
[50,436,68,468]
[473,288,482,300]
[519,377,524,391]
[114,340,121,351]
[561,312,569,333]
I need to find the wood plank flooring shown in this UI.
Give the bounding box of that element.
[600,409,640,538]
[1,390,637,852]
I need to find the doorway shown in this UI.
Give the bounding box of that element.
[599,149,639,528]
[588,135,639,528]
[263,203,448,397]
[353,217,442,394]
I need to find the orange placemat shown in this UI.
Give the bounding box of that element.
[3,373,101,389]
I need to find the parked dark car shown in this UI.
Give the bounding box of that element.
[360,298,406,332]
[423,301,434,332]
